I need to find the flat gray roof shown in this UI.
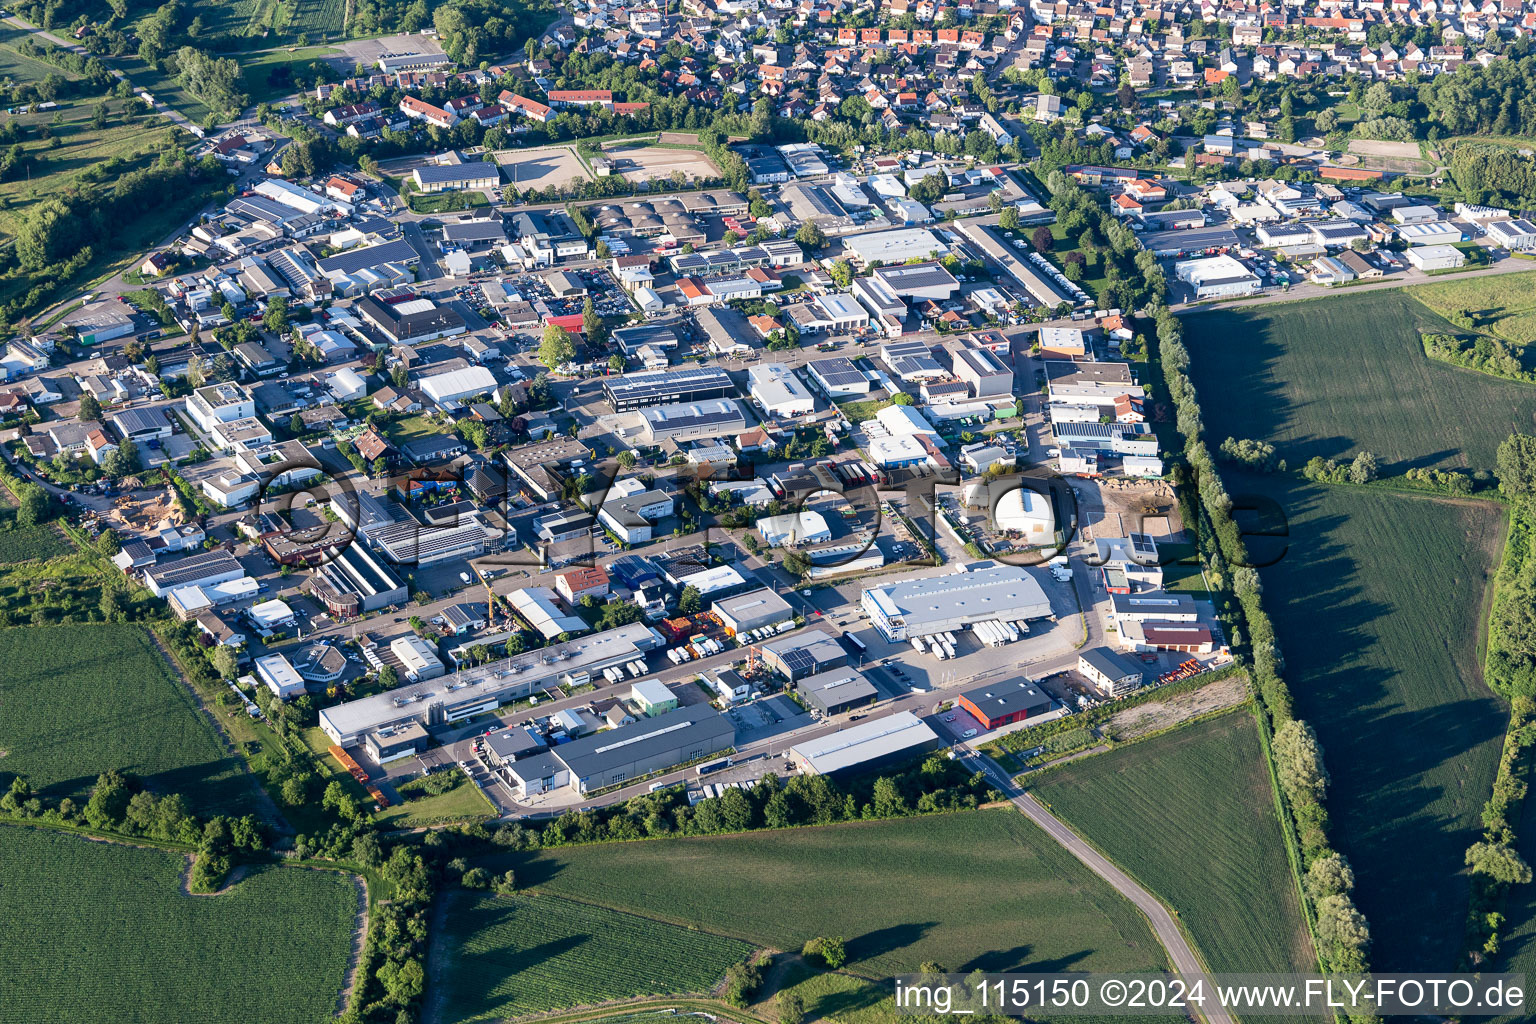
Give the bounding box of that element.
[862,565,1051,630]
[790,711,938,775]
[555,703,734,777]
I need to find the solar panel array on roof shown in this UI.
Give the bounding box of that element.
[317,239,419,275]
[808,357,866,388]
[602,365,735,410]
[1130,533,1158,558]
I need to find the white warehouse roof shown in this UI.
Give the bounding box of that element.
[421,365,498,404]
[789,710,939,775]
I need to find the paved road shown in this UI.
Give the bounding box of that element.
[963,751,1234,1024]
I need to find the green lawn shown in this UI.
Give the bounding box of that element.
[376,772,496,827]
[1181,289,1536,472]
[0,26,81,84]
[1412,268,1536,346]
[236,45,344,106]
[501,809,1173,979]
[1234,477,1508,970]
[0,624,258,816]
[1029,712,1317,1011]
[0,828,358,1024]
[439,889,756,1021]
[109,55,213,124]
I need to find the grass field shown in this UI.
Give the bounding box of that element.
[504,810,1172,979]
[1181,290,1536,472]
[0,624,256,815]
[1234,477,1508,970]
[109,56,213,124]
[0,828,357,1023]
[1028,713,1317,1001]
[0,522,72,562]
[439,890,756,1021]
[0,26,80,84]
[376,772,496,827]
[236,45,343,106]
[1412,268,1536,346]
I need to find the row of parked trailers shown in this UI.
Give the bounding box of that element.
[972,619,1029,647]
[601,660,650,684]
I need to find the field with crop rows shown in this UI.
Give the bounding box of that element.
[439,890,755,1021]
[1412,268,1536,346]
[1182,290,1536,471]
[1233,476,1507,970]
[0,828,358,1024]
[506,810,1171,978]
[0,624,256,815]
[1029,711,1316,1017]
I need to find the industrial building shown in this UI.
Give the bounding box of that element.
[789,711,940,777]
[956,679,1051,730]
[255,653,306,700]
[604,365,736,411]
[556,704,735,794]
[391,635,446,681]
[507,587,588,639]
[598,489,674,543]
[373,518,490,566]
[806,356,871,396]
[1405,245,1466,272]
[949,345,1013,398]
[142,550,245,597]
[1487,219,1536,251]
[412,161,500,193]
[843,227,946,266]
[366,722,430,764]
[796,667,878,715]
[319,623,666,747]
[1078,647,1146,697]
[305,543,409,616]
[637,399,747,445]
[761,632,848,681]
[1107,590,1199,625]
[758,510,832,547]
[860,565,1053,642]
[1173,254,1261,299]
[630,678,678,715]
[712,587,793,636]
[748,364,816,418]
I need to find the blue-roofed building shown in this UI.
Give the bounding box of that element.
[412,162,500,193]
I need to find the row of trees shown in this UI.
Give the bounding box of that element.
[1,769,266,891]
[1423,332,1536,383]
[1157,304,1375,993]
[1464,696,1536,960]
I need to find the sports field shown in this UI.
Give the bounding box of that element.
[491,146,591,191]
[0,828,359,1024]
[1181,290,1536,471]
[504,809,1172,978]
[1236,476,1508,970]
[0,624,255,815]
[438,890,755,1021]
[1029,712,1317,1001]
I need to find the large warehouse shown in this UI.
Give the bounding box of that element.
[637,399,747,445]
[557,704,735,793]
[305,542,409,616]
[748,364,816,418]
[319,622,666,746]
[603,364,736,411]
[843,227,945,266]
[142,550,245,597]
[860,565,1052,641]
[1173,254,1261,299]
[790,711,940,777]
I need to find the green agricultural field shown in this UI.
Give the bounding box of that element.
[1028,712,1317,1007]
[506,809,1172,978]
[1412,268,1536,346]
[110,56,213,124]
[439,890,756,1021]
[0,828,358,1024]
[1181,290,1536,471]
[0,624,256,815]
[0,522,71,562]
[0,26,80,85]
[1236,477,1508,970]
